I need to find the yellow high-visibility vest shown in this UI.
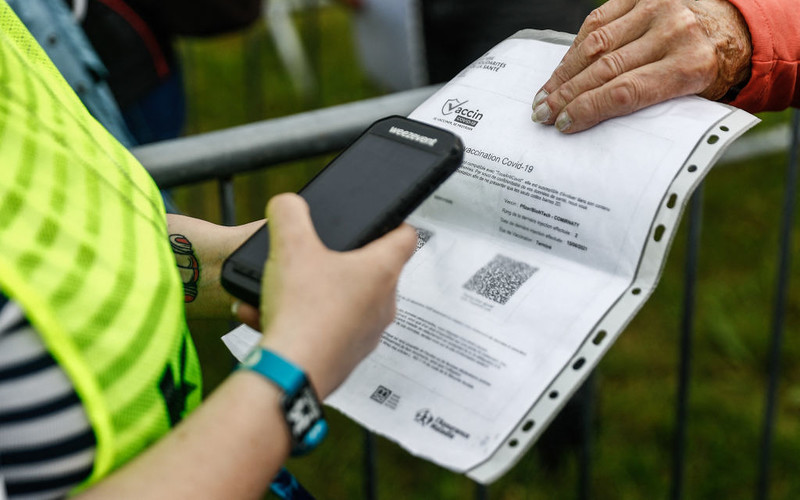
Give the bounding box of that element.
[0,2,201,491]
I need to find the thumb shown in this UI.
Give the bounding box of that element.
[265,193,323,257]
[358,223,417,269]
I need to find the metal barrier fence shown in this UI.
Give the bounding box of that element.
[132,92,799,500]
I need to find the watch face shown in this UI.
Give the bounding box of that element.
[285,386,323,439]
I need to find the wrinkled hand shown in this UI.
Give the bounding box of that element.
[531,0,751,133]
[238,193,416,398]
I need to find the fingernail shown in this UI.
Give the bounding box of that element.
[533,89,548,108]
[532,102,552,123]
[555,111,573,132]
[231,300,241,318]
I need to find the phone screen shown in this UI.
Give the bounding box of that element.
[304,133,441,248]
[233,133,442,271]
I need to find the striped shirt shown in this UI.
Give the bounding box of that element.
[0,291,95,499]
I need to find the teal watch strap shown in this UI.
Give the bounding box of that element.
[240,347,328,455]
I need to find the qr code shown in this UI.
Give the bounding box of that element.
[414,227,434,253]
[463,254,537,304]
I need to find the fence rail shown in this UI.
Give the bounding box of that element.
[133,86,439,189]
[132,93,799,500]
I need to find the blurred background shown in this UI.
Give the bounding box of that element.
[38,0,797,498]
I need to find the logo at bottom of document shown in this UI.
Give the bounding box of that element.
[370,385,392,404]
[414,409,471,440]
[370,385,400,409]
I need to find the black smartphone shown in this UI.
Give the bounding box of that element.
[221,116,464,306]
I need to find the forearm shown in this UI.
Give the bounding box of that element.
[78,367,290,499]
[76,308,361,499]
[689,0,751,101]
[727,0,800,111]
[166,214,262,320]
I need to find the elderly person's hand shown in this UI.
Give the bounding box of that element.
[532,0,752,133]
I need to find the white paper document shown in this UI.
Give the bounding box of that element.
[224,31,758,483]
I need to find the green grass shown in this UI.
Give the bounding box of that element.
[174,6,800,499]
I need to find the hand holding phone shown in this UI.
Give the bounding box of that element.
[221,116,464,306]
[245,193,416,397]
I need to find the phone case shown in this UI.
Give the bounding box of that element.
[222,116,464,306]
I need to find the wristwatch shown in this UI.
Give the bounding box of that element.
[239,347,328,455]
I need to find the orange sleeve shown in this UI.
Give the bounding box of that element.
[726,0,800,112]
